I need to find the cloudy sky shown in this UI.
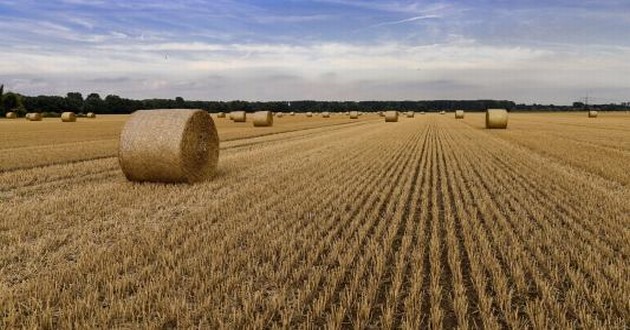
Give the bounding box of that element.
[1,0,629,104]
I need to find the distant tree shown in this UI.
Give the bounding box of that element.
[84,93,106,114]
[65,92,84,112]
[2,92,23,112]
[175,96,185,108]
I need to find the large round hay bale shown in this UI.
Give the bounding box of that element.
[231,111,246,122]
[486,109,508,129]
[86,112,96,118]
[26,113,43,121]
[406,111,414,118]
[217,112,226,118]
[61,112,77,122]
[322,111,330,118]
[5,112,17,119]
[349,111,359,119]
[253,111,273,127]
[385,111,399,122]
[588,110,598,118]
[306,112,313,117]
[118,109,219,183]
[455,110,464,119]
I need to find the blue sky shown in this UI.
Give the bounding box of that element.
[1,0,629,104]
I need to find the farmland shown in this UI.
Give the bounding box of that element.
[0,112,628,328]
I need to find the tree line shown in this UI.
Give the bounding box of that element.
[1,87,628,117]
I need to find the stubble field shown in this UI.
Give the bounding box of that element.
[0,112,628,328]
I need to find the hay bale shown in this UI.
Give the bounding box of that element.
[290,112,295,116]
[385,111,399,122]
[253,111,273,127]
[455,110,464,119]
[86,112,96,118]
[322,111,330,118]
[26,113,42,121]
[349,111,359,119]
[118,109,219,183]
[276,112,284,118]
[306,112,313,117]
[588,110,598,118]
[406,111,414,118]
[217,112,226,118]
[486,109,508,129]
[231,111,246,122]
[61,112,77,122]
[420,111,426,115]
[5,112,17,119]
[440,111,446,115]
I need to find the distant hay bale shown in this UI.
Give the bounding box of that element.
[290,112,295,116]
[306,112,313,117]
[588,110,598,118]
[118,109,219,183]
[5,112,17,119]
[322,111,330,118]
[420,111,426,115]
[229,112,234,120]
[385,111,399,122]
[486,109,508,129]
[455,110,464,119]
[276,112,284,118]
[217,112,226,118]
[61,112,77,122]
[253,111,274,127]
[378,111,384,117]
[231,111,246,122]
[349,111,359,119]
[86,112,96,118]
[440,111,446,115]
[406,111,414,118]
[26,113,42,121]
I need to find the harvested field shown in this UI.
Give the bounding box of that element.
[0,112,628,328]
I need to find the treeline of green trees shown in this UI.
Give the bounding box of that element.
[1,87,628,117]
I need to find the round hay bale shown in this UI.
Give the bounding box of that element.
[406,111,414,118]
[322,111,330,118]
[385,111,398,122]
[86,112,96,118]
[26,113,43,121]
[61,112,77,122]
[276,112,284,118]
[290,112,295,116]
[5,112,17,119]
[306,112,313,117]
[217,112,226,118]
[440,111,446,115]
[588,110,598,118]
[253,111,273,127]
[349,111,359,119]
[486,109,508,129]
[420,111,426,115]
[118,109,219,183]
[231,111,246,122]
[455,110,464,119]
[229,112,234,120]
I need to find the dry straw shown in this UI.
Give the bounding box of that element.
[231,111,246,122]
[349,111,359,119]
[406,111,414,118]
[322,111,330,118]
[86,112,96,118]
[455,110,464,119]
[486,109,508,129]
[61,112,77,122]
[290,112,295,116]
[306,112,313,117]
[588,110,598,118]
[118,109,219,183]
[5,112,17,119]
[440,111,446,115]
[26,113,43,121]
[276,112,283,118]
[253,111,274,127]
[420,111,426,115]
[217,112,226,118]
[385,110,399,122]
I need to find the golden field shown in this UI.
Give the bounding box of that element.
[0,112,628,328]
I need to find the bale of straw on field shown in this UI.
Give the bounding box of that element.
[486,109,509,129]
[86,112,96,118]
[378,111,384,117]
[322,111,330,118]
[231,111,246,122]
[290,112,295,116]
[306,112,313,117]
[440,111,446,115]
[26,113,43,121]
[217,112,226,118]
[588,110,598,118]
[406,111,414,118]
[118,109,219,183]
[385,110,399,122]
[61,112,77,122]
[253,111,274,127]
[455,110,464,119]
[349,111,359,119]
[5,112,17,119]
[276,112,284,118]
[420,111,426,115]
